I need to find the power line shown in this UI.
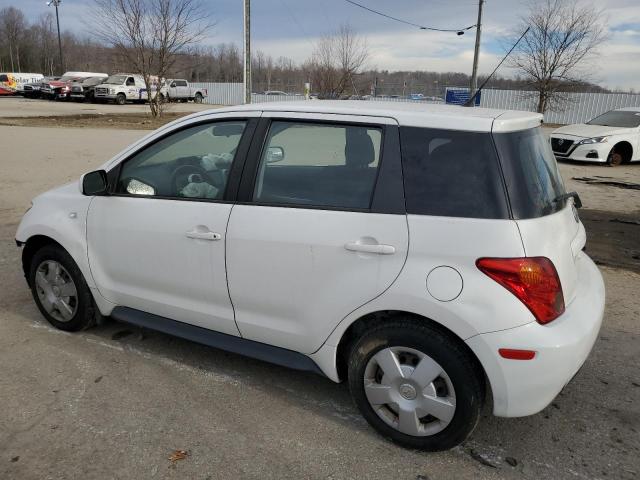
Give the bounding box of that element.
[343,0,476,33]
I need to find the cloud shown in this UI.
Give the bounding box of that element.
[3,0,639,90]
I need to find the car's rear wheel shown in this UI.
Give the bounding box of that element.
[194,93,203,103]
[29,245,96,332]
[347,319,484,451]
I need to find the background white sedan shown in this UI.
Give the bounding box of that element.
[550,107,640,165]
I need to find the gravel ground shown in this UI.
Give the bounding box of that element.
[0,120,639,480]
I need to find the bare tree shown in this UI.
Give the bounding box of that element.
[1,7,26,72]
[508,0,606,114]
[306,24,369,98]
[91,0,213,117]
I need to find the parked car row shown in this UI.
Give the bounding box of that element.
[1,71,207,105]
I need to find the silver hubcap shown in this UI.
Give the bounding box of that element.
[34,260,78,322]
[364,347,456,437]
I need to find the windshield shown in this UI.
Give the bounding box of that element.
[587,110,640,128]
[493,127,566,219]
[104,75,127,85]
[59,76,77,82]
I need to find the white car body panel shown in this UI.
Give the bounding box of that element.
[467,252,604,416]
[226,207,409,353]
[15,102,606,421]
[87,197,239,336]
[320,215,531,348]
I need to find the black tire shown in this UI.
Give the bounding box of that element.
[115,93,126,106]
[347,319,484,451]
[193,93,203,104]
[28,244,97,332]
[607,148,624,166]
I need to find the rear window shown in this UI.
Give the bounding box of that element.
[399,127,509,219]
[493,127,566,219]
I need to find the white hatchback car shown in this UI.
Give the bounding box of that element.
[550,107,640,165]
[16,102,605,451]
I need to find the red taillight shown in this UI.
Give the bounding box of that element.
[476,257,565,324]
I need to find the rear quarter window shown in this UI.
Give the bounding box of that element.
[399,127,509,219]
[493,127,566,219]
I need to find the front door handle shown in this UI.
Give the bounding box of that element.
[185,229,222,241]
[345,242,396,255]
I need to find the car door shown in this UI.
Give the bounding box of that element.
[226,113,409,353]
[178,80,189,98]
[87,112,259,335]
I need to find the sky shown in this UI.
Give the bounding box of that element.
[5,0,640,90]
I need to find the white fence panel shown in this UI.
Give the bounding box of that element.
[191,82,243,105]
[192,82,640,124]
[480,89,640,124]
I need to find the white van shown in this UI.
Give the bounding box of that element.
[0,73,44,95]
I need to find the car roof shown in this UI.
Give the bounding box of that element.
[206,100,543,133]
[616,107,640,113]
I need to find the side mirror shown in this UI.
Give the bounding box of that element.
[82,170,108,195]
[266,146,285,164]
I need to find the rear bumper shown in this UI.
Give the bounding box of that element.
[466,252,605,417]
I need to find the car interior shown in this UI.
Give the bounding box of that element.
[254,124,382,209]
[117,122,245,200]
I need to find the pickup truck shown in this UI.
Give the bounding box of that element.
[94,74,159,105]
[41,71,107,100]
[159,79,207,103]
[70,77,108,102]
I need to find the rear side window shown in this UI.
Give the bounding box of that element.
[399,127,509,219]
[253,121,382,209]
[493,127,566,219]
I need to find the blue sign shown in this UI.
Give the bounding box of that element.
[445,88,481,106]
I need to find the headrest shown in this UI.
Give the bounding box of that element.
[344,127,375,168]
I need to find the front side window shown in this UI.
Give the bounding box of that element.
[253,121,383,209]
[400,127,509,219]
[117,121,247,200]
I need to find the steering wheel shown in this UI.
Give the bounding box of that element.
[171,164,218,197]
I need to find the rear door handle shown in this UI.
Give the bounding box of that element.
[185,229,222,241]
[345,242,396,255]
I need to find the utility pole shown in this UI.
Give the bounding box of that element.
[243,0,251,104]
[47,0,64,75]
[469,0,484,106]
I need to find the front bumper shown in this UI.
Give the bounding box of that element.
[466,252,605,417]
[552,139,611,163]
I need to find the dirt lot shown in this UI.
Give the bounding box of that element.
[0,108,639,479]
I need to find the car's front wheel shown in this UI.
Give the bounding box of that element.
[29,244,97,332]
[348,319,484,451]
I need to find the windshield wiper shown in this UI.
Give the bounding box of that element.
[553,191,582,208]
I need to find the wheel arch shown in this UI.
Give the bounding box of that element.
[333,310,490,397]
[21,235,64,285]
[610,140,633,163]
